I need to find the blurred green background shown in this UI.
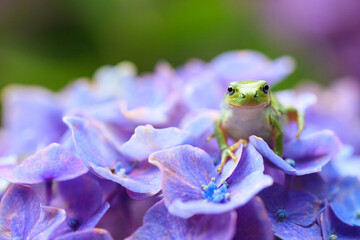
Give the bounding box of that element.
[0,0,335,92]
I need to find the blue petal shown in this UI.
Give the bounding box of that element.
[331,177,360,227]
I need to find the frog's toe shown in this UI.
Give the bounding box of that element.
[230,139,248,152]
[206,132,216,142]
[229,152,237,162]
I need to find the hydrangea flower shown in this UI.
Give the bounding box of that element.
[149,144,272,218]
[0,49,353,239]
[259,184,322,239]
[126,200,236,240]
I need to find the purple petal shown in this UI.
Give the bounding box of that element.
[210,50,294,85]
[249,136,296,174]
[259,184,321,232]
[183,74,224,110]
[2,86,67,155]
[79,202,110,230]
[27,206,66,240]
[127,200,236,240]
[66,101,129,128]
[64,116,124,168]
[64,117,160,196]
[227,144,273,196]
[294,173,338,201]
[0,185,42,239]
[120,125,193,161]
[57,176,103,222]
[56,229,114,240]
[149,145,216,205]
[284,130,341,160]
[250,132,338,175]
[0,143,88,184]
[260,184,322,239]
[234,197,273,240]
[217,144,243,182]
[275,91,317,112]
[273,221,322,240]
[181,111,221,159]
[180,111,218,140]
[90,162,161,199]
[286,191,322,226]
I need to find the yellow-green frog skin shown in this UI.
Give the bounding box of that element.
[214,80,304,173]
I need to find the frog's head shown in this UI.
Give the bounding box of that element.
[225,80,271,108]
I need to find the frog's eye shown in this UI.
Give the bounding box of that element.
[227,86,235,96]
[262,84,270,94]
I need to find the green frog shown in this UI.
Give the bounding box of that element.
[213,80,304,173]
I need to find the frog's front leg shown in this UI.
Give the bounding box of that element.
[286,107,305,138]
[215,119,237,173]
[269,115,283,157]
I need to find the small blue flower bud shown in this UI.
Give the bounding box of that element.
[201,179,230,203]
[221,179,229,187]
[328,235,338,240]
[67,218,80,231]
[285,158,296,167]
[276,209,287,222]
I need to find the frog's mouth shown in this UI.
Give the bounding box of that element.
[225,98,270,109]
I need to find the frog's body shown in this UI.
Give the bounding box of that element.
[215,80,304,173]
[221,101,274,142]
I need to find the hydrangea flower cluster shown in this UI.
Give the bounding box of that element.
[0,50,358,239]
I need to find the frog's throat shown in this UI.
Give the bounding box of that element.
[225,98,270,110]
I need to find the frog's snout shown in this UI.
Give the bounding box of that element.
[239,91,257,99]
